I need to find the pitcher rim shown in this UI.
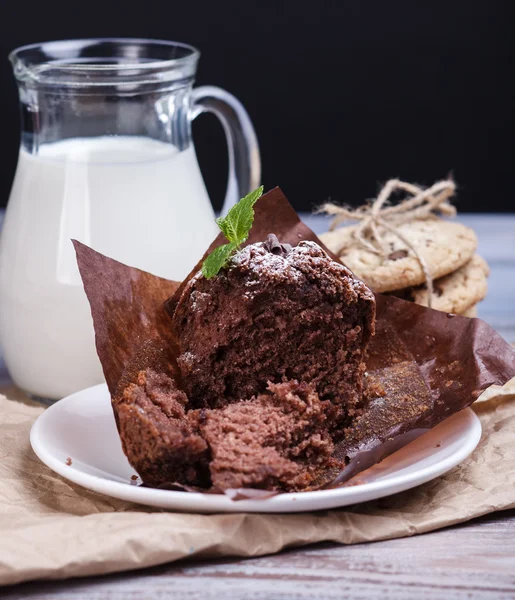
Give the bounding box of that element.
[9,38,201,86]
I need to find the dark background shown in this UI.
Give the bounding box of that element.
[0,0,513,213]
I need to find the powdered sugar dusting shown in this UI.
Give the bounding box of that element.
[185,238,373,313]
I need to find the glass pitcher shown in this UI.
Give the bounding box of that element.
[0,38,260,401]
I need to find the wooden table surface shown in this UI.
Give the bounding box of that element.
[2,213,515,599]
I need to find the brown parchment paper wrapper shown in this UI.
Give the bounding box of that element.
[74,187,515,492]
[1,379,515,586]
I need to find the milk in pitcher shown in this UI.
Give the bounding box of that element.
[0,136,219,399]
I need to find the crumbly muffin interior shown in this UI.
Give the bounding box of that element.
[173,239,375,427]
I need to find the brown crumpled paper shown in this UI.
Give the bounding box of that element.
[1,379,514,586]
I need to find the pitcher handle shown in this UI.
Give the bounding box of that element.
[191,86,261,215]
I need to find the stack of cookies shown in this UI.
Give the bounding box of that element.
[320,218,489,317]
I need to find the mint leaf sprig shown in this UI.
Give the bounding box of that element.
[201,186,264,279]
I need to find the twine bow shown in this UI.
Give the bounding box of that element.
[319,179,457,308]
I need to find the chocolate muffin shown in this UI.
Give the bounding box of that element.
[171,234,375,427]
[114,235,375,491]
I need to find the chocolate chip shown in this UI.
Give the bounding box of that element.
[388,249,409,261]
[264,233,292,256]
[65,457,72,466]
[434,284,444,297]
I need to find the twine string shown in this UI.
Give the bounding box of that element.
[319,179,457,308]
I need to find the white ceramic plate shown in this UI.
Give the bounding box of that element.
[30,383,481,513]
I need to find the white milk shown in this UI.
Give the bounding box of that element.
[0,136,219,399]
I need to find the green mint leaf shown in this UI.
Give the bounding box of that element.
[201,242,237,279]
[215,186,264,245]
[214,214,233,242]
[201,186,264,279]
